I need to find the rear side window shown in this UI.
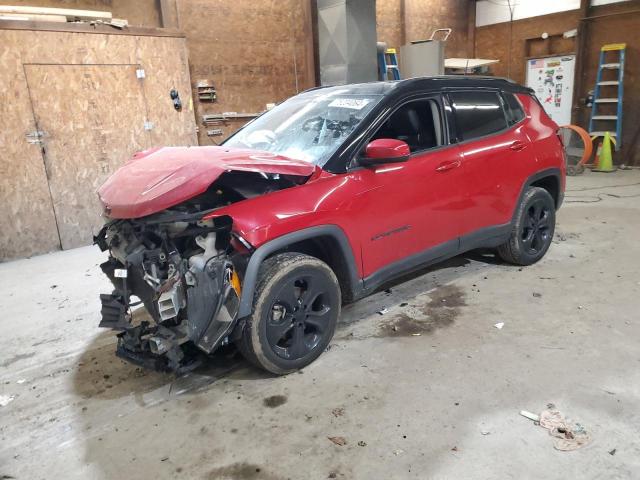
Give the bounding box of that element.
[449,91,508,141]
[503,93,525,126]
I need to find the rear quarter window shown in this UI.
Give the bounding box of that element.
[503,93,525,126]
[449,91,508,141]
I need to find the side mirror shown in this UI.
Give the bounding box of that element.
[360,139,410,166]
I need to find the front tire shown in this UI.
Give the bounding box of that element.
[497,187,556,266]
[237,253,341,375]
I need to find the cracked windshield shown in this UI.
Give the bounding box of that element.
[223,87,383,165]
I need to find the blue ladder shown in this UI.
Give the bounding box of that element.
[378,48,401,81]
[589,43,626,151]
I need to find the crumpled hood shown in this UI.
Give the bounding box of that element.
[97,146,317,219]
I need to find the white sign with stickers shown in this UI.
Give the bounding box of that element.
[525,54,576,126]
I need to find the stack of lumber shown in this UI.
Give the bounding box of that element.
[0,5,127,27]
[202,112,262,126]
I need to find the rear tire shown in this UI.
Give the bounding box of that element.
[236,253,340,375]
[497,187,556,266]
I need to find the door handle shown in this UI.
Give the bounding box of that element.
[510,140,528,151]
[435,160,461,172]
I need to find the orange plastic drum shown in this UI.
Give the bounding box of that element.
[558,125,593,175]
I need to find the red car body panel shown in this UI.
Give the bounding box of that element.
[455,94,561,235]
[203,95,564,279]
[97,146,316,219]
[205,141,463,278]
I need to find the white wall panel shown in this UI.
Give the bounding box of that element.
[591,0,631,6]
[476,0,632,26]
[476,0,580,27]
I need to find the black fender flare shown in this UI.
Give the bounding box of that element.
[511,167,563,224]
[237,225,362,318]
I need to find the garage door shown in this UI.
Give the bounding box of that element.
[24,64,149,249]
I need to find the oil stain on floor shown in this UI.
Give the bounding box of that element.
[207,462,280,480]
[263,394,288,408]
[377,284,466,337]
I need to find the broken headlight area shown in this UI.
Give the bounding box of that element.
[95,210,244,373]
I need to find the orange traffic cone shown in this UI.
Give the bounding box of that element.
[592,132,616,173]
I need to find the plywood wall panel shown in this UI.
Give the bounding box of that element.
[134,35,198,147]
[25,64,149,249]
[377,0,403,50]
[474,21,511,78]
[405,0,470,58]
[20,30,137,64]
[176,0,316,143]
[0,30,60,260]
[0,28,196,260]
[376,0,471,62]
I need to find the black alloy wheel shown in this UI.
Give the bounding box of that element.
[237,253,340,375]
[267,274,334,360]
[521,199,552,255]
[497,186,556,266]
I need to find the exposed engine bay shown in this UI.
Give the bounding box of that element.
[95,171,303,372]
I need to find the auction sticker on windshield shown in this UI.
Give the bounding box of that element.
[328,98,371,110]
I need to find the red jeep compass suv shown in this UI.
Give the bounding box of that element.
[96,77,565,374]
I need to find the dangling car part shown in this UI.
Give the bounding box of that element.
[96,212,243,372]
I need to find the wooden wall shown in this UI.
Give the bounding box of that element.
[475,1,640,165]
[376,0,471,57]
[475,10,581,83]
[377,0,404,51]
[0,0,318,144]
[175,0,317,143]
[0,25,197,261]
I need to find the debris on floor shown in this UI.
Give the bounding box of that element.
[331,407,345,417]
[328,436,347,446]
[377,307,389,315]
[520,410,540,422]
[494,322,505,330]
[0,394,15,407]
[520,405,592,451]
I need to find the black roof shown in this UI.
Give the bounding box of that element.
[395,76,532,94]
[307,76,532,96]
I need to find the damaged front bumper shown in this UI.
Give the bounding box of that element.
[96,219,243,373]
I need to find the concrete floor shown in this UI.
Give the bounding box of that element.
[1,170,640,480]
